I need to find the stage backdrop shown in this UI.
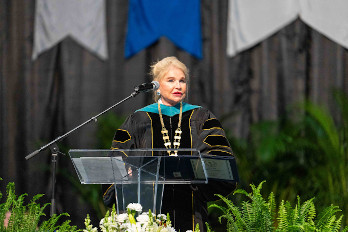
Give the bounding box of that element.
[1,0,348,228]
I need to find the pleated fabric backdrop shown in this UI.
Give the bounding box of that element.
[1,0,348,227]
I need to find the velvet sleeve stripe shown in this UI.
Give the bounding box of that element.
[202,118,223,130]
[113,129,131,143]
[102,184,117,208]
[103,184,114,197]
[203,135,230,148]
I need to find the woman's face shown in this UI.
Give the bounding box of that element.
[158,65,187,106]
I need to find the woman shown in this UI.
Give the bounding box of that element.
[103,56,236,231]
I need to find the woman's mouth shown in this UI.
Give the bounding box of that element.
[173,92,182,96]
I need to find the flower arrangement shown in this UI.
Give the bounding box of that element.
[83,203,179,232]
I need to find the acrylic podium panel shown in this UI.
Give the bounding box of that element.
[68,148,211,184]
[69,148,239,214]
[69,148,210,214]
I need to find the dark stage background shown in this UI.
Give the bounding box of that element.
[1,0,348,228]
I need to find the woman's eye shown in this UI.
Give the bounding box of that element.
[180,80,186,83]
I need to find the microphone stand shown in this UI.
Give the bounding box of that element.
[25,89,142,216]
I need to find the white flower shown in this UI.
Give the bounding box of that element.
[84,203,181,232]
[157,214,167,221]
[127,203,143,212]
[160,228,175,232]
[127,223,139,232]
[117,213,129,223]
[99,216,115,226]
[83,229,98,232]
[120,222,130,230]
[186,230,193,232]
[137,213,150,223]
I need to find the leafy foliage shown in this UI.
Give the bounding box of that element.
[209,181,348,232]
[0,179,79,231]
[224,89,348,225]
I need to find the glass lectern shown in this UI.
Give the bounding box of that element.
[68,148,238,214]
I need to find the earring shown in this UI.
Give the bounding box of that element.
[156,91,161,96]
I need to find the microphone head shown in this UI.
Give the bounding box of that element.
[152,81,160,90]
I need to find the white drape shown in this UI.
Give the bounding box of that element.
[299,0,348,50]
[227,0,299,57]
[32,0,108,60]
[227,0,348,57]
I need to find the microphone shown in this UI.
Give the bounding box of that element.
[134,81,160,93]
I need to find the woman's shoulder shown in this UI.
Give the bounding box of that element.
[135,103,158,114]
[191,104,213,114]
[191,105,219,123]
[123,109,152,124]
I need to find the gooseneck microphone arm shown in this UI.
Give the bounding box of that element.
[25,81,159,160]
[25,93,135,160]
[25,81,159,216]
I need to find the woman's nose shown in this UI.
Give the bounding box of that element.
[175,81,181,88]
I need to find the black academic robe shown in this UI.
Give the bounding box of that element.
[102,102,236,231]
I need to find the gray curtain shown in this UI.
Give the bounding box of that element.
[1,0,348,227]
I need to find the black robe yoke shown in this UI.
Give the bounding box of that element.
[102,102,236,231]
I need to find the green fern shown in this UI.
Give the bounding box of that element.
[0,178,79,231]
[39,212,78,231]
[205,222,214,232]
[276,200,288,231]
[209,181,348,232]
[210,181,274,231]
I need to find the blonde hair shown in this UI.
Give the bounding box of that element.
[150,56,189,102]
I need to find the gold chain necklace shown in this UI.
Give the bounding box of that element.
[158,101,183,156]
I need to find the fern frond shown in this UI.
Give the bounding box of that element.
[209,203,228,215]
[25,193,47,230]
[249,180,266,199]
[331,215,343,232]
[39,212,70,231]
[277,200,288,232]
[267,192,276,220]
[342,225,348,232]
[232,207,248,230]
[299,197,315,224]
[233,189,250,198]
[307,200,316,224]
[241,202,254,230]
[56,219,79,231]
[315,205,341,229]
[205,222,214,232]
[215,194,236,211]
